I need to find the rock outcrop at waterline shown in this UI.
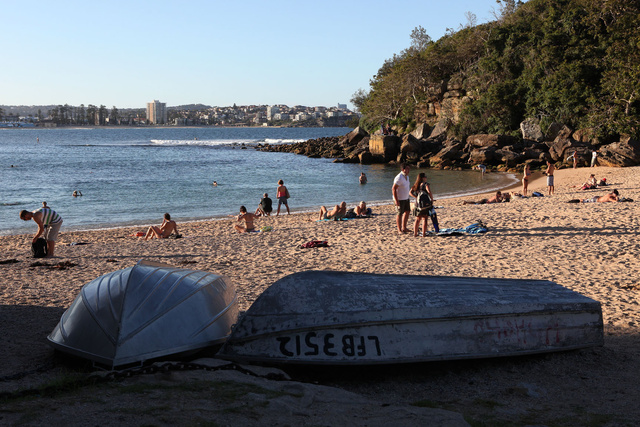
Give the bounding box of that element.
[258,123,640,171]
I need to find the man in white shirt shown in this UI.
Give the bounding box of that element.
[392,163,411,233]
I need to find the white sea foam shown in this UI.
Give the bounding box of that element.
[150,139,258,147]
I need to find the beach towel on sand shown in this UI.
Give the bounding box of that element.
[437,222,488,236]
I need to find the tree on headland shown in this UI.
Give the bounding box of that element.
[109,106,120,125]
[98,105,107,126]
[354,0,640,140]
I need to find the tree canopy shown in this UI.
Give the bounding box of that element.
[354,0,640,140]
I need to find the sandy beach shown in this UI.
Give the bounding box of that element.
[2,165,640,425]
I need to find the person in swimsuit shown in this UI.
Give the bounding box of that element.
[545,160,555,196]
[583,189,619,203]
[354,201,371,217]
[235,206,257,232]
[475,164,486,178]
[276,179,290,215]
[144,213,178,240]
[581,174,598,190]
[318,201,347,220]
[522,163,531,196]
[19,205,64,257]
[463,191,504,205]
[359,172,367,184]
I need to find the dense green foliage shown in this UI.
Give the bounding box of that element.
[353,0,639,140]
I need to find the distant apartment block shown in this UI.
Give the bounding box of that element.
[266,106,280,121]
[147,100,167,124]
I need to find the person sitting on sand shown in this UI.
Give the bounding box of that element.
[255,193,273,217]
[235,205,257,232]
[319,201,347,220]
[144,213,178,240]
[354,201,371,217]
[581,174,598,190]
[463,191,504,205]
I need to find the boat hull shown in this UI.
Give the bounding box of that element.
[48,260,238,368]
[217,271,603,365]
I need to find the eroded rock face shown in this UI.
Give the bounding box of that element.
[598,137,640,167]
[259,126,640,169]
[369,135,401,163]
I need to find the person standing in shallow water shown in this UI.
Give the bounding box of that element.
[276,179,290,215]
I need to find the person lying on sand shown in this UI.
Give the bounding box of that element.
[319,202,347,220]
[569,189,619,203]
[235,206,257,233]
[463,191,506,205]
[144,213,178,240]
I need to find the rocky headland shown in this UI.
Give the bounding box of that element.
[259,120,640,172]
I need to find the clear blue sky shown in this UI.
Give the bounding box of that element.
[2,0,508,109]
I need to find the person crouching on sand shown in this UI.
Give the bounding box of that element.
[235,206,257,232]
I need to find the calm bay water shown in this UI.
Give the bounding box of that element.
[0,127,517,235]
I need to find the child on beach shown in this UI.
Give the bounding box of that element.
[276,179,290,215]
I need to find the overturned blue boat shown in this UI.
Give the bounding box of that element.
[48,260,238,368]
[217,271,604,365]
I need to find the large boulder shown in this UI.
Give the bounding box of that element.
[468,146,498,164]
[597,137,640,167]
[369,135,401,163]
[411,123,432,140]
[545,122,564,141]
[429,118,451,140]
[466,134,518,149]
[429,139,466,166]
[400,134,423,156]
[520,118,544,142]
[547,126,577,161]
[358,150,374,165]
[339,126,368,146]
[496,147,526,167]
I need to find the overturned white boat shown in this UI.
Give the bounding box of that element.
[48,260,238,368]
[217,271,603,365]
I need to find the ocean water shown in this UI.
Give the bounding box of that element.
[0,127,517,235]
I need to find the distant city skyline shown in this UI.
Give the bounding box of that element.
[1,0,514,109]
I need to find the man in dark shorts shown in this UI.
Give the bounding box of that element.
[392,163,411,233]
[255,193,273,216]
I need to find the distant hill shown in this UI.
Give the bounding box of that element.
[1,104,212,116]
[168,104,211,111]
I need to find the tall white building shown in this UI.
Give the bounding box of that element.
[267,106,280,121]
[147,100,167,124]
